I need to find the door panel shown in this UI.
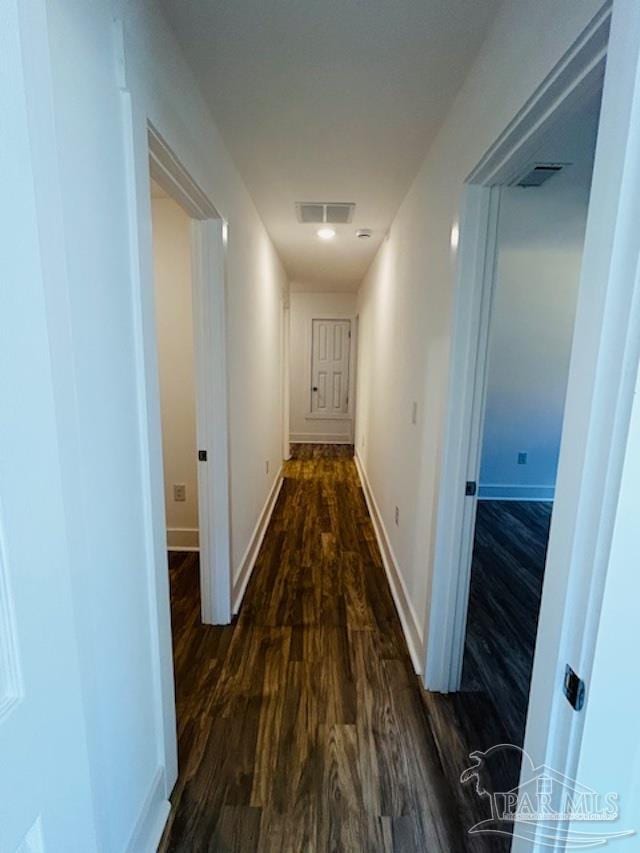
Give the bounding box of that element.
[0,3,97,849]
[311,319,350,416]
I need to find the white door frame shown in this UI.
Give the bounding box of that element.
[426,0,610,690]
[426,0,640,844]
[148,124,232,628]
[352,313,360,448]
[427,183,503,691]
[118,100,233,793]
[282,293,291,461]
[425,0,612,690]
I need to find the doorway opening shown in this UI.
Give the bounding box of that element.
[134,124,234,796]
[146,125,232,633]
[461,89,602,750]
[149,177,205,705]
[421,81,605,843]
[288,291,358,448]
[420,2,640,843]
[150,180,200,560]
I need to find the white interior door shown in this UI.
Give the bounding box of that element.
[310,319,351,416]
[1,4,97,849]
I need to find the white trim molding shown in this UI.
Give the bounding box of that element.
[478,484,555,502]
[148,123,218,220]
[125,767,170,853]
[191,219,232,625]
[232,468,284,614]
[166,528,200,550]
[305,413,353,422]
[117,73,178,792]
[354,452,424,674]
[118,80,233,792]
[282,300,291,461]
[290,433,353,444]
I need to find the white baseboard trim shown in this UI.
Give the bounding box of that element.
[232,467,284,614]
[478,484,555,501]
[290,432,353,444]
[125,767,170,853]
[167,527,199,549]
[354,451,424,674]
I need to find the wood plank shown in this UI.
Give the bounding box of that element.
[161,443,524,852]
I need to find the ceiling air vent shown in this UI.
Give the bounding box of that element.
[296,202,355,224]
[513,163,568,188]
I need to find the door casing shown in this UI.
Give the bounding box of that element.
[118,88,234,794]
[147,124,232,630]
[425,1,640,848]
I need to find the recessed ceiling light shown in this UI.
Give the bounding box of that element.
[356,229,372,239]
[317,227,336,240]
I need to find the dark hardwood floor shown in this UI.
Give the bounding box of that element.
[462,500,552,746]
[160,445,525,852]
[417,500,552,851]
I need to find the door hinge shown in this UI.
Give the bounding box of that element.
[198,450,207,461]
[465,480,477,496]
[563,665,585,711]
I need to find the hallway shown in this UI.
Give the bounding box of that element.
[161,445,474,851]
[8,1,640,848]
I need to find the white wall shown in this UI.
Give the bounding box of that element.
[28,0,287,849]
[570,365,640,841]
[289,290,357,444]
[152,196,199,547]
[479,169,592,501]
[124,1,288,581]
[355,0,606,661]
[11,0,615,848]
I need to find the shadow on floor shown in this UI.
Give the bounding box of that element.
[160,446,525,851]
[419,500,552,851]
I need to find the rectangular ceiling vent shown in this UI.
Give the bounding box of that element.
[296,202,355,224]
[513,163,568,188]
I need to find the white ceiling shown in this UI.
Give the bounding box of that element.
[160,0,499,291]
